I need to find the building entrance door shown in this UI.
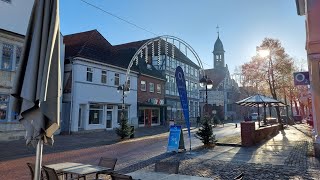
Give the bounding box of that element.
[106,110,112,129]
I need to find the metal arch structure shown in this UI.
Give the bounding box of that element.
[125,35,205,85]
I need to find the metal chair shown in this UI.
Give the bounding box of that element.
[26,163,35,180]
[27,163,46,180]
[95,157,118,179]
[154,161,180,174]
[42,166,60,180]
[110,173,133,180]
[234,173,244,180]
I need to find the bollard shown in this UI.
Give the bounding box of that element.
[235,123,237,128]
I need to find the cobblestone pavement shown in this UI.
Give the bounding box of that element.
[0,124,319,179]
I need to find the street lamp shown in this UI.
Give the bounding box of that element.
[117,83,130,119]
[199,75,213,115]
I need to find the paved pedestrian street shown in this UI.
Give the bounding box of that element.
[0,124,319,179]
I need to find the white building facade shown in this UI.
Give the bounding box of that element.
[63,58,138,132]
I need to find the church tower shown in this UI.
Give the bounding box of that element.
[213,27,225,69]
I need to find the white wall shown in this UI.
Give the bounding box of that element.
[69,59,138,132]
[0,0,34,35]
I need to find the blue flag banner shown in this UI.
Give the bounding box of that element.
[175,66,191,139]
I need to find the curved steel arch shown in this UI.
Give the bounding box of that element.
[125,35,205,84]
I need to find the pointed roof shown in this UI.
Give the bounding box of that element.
[64,30,115,66]
[63,29,165,79]
[213,36,225,53]
[204,67,227,89]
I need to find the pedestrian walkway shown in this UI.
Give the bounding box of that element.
[0,125,170,161]
[116,124,320,179]
[1,123,319,179]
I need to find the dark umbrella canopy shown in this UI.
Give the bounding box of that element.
[11,0,61,146]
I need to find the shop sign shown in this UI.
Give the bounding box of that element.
[148,98,164,105]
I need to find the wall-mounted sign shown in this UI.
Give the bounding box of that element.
[148,98,164,105]
[293,72,310,86]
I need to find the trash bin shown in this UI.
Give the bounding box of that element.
[130,126,134,138]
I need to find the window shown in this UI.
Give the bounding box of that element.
[126,77,131,88]
[117,106,128,123]
[16,46,22,69]
[165,75,169,94]
[86,67,93,82]
[1,0,11,3]
[89,104,103,124]
[171,59,175,69]
[141,81,146,91]
[0,95,9,120]
[170,76,175,95]
[157,84,161,94]
[138,110,145,125]
[152,109,159,124]
[101,70,107,84]
[186,65,189,74]
[1,43,13,70]
[149,83,154,93]
[114,73,120,86]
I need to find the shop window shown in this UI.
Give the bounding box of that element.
[86,67,93,82]
[117,105,129,123]
[138,110,145,125]
[152,109,159,124]
[149,83,154,93]
[89,104,103,124]
[0,94,9,120]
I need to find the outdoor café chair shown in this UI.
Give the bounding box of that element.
[27,163,46,180]
[95,157,118,179]
[154,161,180,174]
[42,166,60,180]
[233,173,244,180]
[110,172,133,180]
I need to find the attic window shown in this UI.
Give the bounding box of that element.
[147,64,152,70]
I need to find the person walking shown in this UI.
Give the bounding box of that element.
[196,116,201,127]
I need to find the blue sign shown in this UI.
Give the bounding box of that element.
[167,125,182,152]
[293,72,310,85]
[175,66,191,139]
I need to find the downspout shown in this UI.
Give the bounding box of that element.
[68,58,74,135]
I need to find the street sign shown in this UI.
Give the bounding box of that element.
[293,72,310,85]
[167,125,185,152]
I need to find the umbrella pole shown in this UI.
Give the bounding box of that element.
[34,139,43,180]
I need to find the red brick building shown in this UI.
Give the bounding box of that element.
[136,64,166,127]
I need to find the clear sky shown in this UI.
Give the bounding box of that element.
[60,0,307,74]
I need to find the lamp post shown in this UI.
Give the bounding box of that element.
[199,75,213,116]
[117,83,130,119]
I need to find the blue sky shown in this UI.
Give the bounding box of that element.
[60,0,306,74]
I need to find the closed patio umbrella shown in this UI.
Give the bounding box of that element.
[11,0,61,180]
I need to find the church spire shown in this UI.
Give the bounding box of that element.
[213,27,225,69]
[216,25,220,37]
